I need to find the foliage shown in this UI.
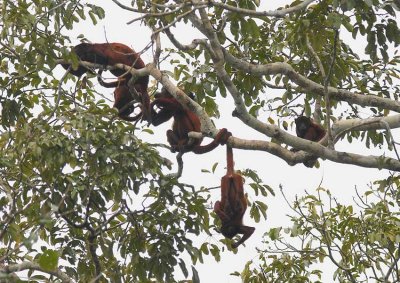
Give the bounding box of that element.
[242,177,400,282]
[0,106,214,281]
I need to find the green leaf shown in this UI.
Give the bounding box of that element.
[192,266,200,283]
[89,11,97,25]
[211,162,219,173]
[327,13,342,29]
[37,250,59,271]
[179,259,188,278]
[268,227,281,240]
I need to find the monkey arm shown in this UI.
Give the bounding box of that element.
[152,97,181,111]
[214,201,230,222]
[133,83,151,123]
[231,225,256,249]
[152,109,174,126]
[151,96,183,126]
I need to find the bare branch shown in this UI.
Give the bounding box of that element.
[231,134,400,171]
[332,115,400,139]
[165,28,205,51]
[208,0,317,18]
[152,31,162,66]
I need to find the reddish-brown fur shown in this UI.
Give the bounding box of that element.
[97,72,144,122]
[151,89,230,154]
[62,43,150,122]
[294,116,326,167]
[214,145,255,248]
[295,116,326,141]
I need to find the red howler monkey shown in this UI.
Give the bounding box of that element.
[214,145,255,248]
[293,116,326,167]
[97,70,143,122]
[151,88,230,154]
[62,42,150,122]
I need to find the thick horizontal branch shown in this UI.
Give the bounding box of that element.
[1,262,73,283]
[111,0,315,18]
[275,129,400,171]
[189,130,400,171]
[56,58,400,171]
[242,114,400,171]
[332,115,400,135]
[209,0,316,18]
[222,50,400,113]
[55,59,150,79]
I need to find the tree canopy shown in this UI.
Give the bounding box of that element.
[1,0,400,282]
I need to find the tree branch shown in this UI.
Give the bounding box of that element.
[208,0,317,18]
[1,262,74,283]
[323,29,340,148]
[222,50,400,113]
[164,28,205,51]
[88,233,102,282]
[305,34,323,122]
[56,53,400,171]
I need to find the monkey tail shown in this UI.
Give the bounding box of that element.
[226,145,234,175]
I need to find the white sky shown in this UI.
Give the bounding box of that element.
[57,1,399,281]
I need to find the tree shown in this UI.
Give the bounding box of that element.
[0,0,399,282]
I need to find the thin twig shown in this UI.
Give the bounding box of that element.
[324,29,339,149]
[305,34,324,122]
